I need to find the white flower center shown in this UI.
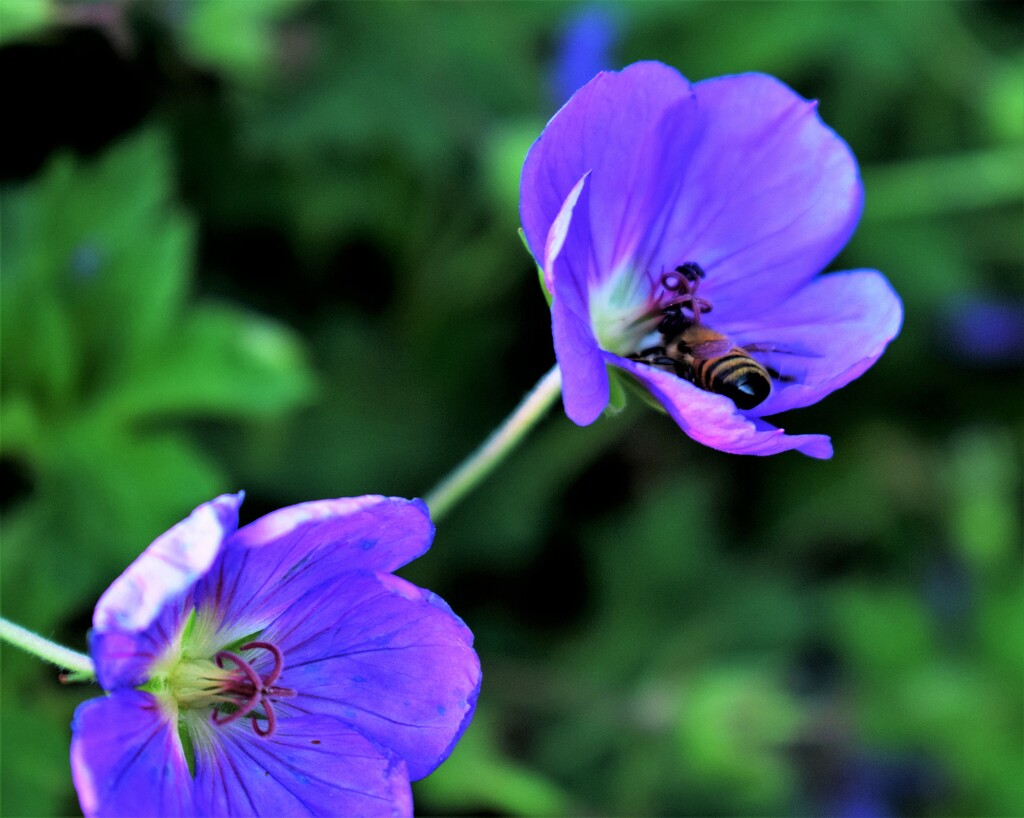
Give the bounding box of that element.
[588,265,663,354]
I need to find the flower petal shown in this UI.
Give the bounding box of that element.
[93,493,242,634]
[609,353,833,458]
[90,597,192,690]
[723,270,903,416]
[261,571,481,782]
[656,73,864,318]
[194,496,433,643]
[190,713,412,817]
[521,61,695,278]
[546,174,609,424]
[71,691,194,818]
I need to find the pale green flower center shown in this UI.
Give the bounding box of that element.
[139,610,294,739]
[589,265,662,355]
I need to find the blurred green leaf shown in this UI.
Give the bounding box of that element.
[862,147,1024,222]
[830,584,935,684]
[675,665,799,812]
[983,60,1024,141]
[240,3,544,166]
[98,302,314,422]
[0,0,52,45]
[176,0,301,81]
[978,583,1024,680]
[1,131,190,408]
[415,704,572,817]
[946,428,1021,574]
[485,121,544,217]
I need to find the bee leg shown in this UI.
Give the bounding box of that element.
[766,367,796,384]
[629,347,676,369]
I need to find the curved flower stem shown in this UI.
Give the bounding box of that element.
[0,616,95,677]
[425,363,563,522]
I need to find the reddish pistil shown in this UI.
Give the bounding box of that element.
[211,641,296,738]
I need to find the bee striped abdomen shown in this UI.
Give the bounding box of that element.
[636,318,775,410]
[694,351,772,410]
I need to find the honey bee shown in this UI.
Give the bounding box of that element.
[632,263,785,410]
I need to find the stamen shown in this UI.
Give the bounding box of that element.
[240,641,284,686]
[216,650,264,688]
[661,271,683,293]
[253,703,276,737]
[655,263,714,325]
[211,651,263,727]
[210,642,296,738]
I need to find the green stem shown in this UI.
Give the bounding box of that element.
[424,363,563,522]
[0,616,95,677]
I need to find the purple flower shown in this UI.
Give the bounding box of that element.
[939,296,1024,366]
[551,7,620,105]
[70,493,481,817]
[520,62,903,458]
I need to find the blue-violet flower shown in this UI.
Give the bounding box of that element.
[70,493,481,817]
[520,61,903,457]
[551,6,620,104]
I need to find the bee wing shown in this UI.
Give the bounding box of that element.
[687,338,734,359]
[743,342,823,357]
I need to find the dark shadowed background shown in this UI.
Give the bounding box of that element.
[1,2,1021,816]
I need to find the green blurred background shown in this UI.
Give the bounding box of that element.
[1,2,1021,816]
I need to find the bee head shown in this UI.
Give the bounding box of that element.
[657,305,694,338]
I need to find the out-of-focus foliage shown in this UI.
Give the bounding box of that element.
[1,2,1020,817]
[1,129,313,636]
[176,0,300,82]
[0,0,52,45]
